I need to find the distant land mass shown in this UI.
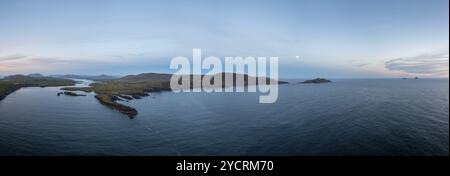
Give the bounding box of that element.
[49,74,121,81]
[27,73,45,78]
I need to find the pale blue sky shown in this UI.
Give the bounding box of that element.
[0,0,448,78]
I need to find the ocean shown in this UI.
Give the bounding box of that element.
[0,79,448,155]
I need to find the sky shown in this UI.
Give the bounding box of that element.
[0,0,448,78]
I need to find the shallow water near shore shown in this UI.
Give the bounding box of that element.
[0,79,448,155]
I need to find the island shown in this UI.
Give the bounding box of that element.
[58,91,87,96]
[299,78,331,84]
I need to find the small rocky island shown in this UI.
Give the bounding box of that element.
[299,78,331,84]
[57,91,87,96]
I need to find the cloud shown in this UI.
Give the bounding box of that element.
[347,59,369,67]
[385,52,449,76]
[0,55,27,61]
[27,58,71,64]
[356,63,369,67]
[0,55,86,74]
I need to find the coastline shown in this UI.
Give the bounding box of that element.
[0,76,77,102]
[0,84,22,101]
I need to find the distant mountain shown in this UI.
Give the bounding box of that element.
[3,74,34,80]
[50,74,120,81]
[27,73,45,78]
[2,74,75,84]
[116,73,173,83]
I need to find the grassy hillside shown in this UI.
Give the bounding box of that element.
[0,83,21,100]
[2,75,77,86]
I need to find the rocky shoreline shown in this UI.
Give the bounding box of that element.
[0,84,22,101]
[95,94,138,117]
[63,87,155,117]
[57,91,87,96]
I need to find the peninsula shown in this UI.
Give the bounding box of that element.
[63,72,288,117]
[1,72,287,118]
[0,74,76,101]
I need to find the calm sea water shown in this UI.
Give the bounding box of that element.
[0,79,448,155]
